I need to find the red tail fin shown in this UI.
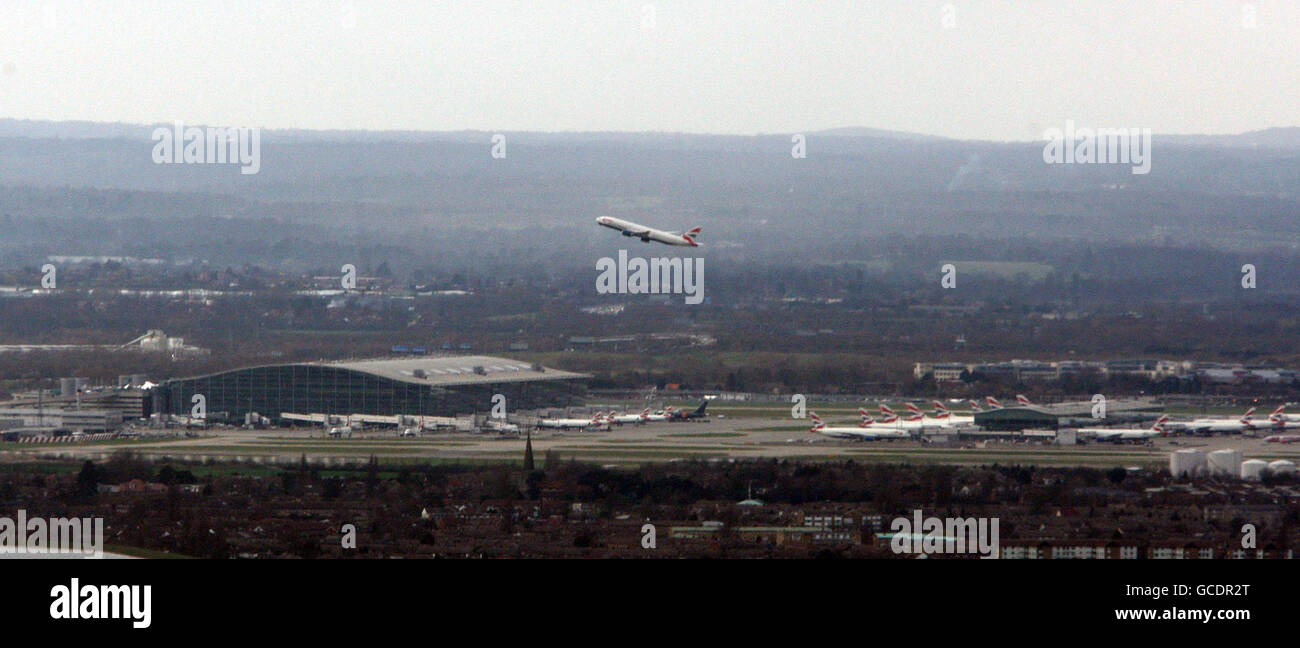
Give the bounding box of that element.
[682,227,702,247]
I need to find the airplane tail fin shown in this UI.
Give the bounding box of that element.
[968,400,983,412]
[1153,414,1169,434]
[906,403,922,415]
[880,404,896,417]
[986,396,1001,408]
[859,415,874,427]
[809,412,824,432]
[1016,394,1032,406]
[682,227,703,247]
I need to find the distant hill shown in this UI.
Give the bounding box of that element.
[808,126,951,141]
[0,119,1296,149]
[1156,127,1300,150]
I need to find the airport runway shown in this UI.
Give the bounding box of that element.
[7,414,1300,468]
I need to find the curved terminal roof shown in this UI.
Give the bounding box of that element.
[168,355,587,387]
[323,355,586,386]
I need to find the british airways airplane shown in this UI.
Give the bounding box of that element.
[596,216,702,247]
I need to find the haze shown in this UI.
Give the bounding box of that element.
[0,0,1296,140]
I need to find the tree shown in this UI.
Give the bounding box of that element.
[1106,467,1127,486]
[74,460,100,498]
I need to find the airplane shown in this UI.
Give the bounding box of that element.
[1248,406,1300,431]
[608,409,649,425]
[859,408,898,424]
[874,405,938,432]
[929,401,975,426]
[1178,408,1255,435]
[595,216,703,247]
[667,401,709,421]
[809,412,909,440]
[1078,415,1169,442]
[537,413,608,430]
[484,419,521,434]
[1264,432,1300,444]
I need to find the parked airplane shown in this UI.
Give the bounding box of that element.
[1179,408,1255,435]
[875,405,938,431]
[929,401,975,426]
[484,419,521,434]
[608,409,649,425]
[538,413,607,430]
[859,408,898,424]
[1264,432,1300,443]
[596,216,703,247]
[1079,415,1169,442]
[667,401,709,421]
[1248,406,1300,430]
[810,412,909,440]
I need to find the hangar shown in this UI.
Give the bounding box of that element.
[155,355,587,423]
[974,399,1164,431]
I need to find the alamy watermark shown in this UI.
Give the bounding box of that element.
[151,121,261,174]
[1,509,104,558]
[889,510,999,558]
[1042,120,1151,175]
[596,250,704,304]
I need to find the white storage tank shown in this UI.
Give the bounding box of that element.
[1169,449,1206,477]
[1268,460,1297,476]
[1241,459,1269,481]
[1207,449,1243,477]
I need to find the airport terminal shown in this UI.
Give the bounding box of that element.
[152,355,588,423]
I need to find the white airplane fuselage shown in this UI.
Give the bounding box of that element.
[596,216,701,247]
[538,418,598,429]
[813,426,910,440]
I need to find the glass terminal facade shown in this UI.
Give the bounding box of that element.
[156,363,587,422]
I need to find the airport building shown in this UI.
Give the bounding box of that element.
[973,399,1164,431]
[155,355,588,423]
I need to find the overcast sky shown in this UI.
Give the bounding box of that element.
[0,1,1295,140]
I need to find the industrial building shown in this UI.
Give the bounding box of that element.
[154,355,588,423]
[0,408,123,433]
[973,399,1164,431]
[0,377,153,434]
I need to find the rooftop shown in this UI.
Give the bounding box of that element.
[167,355,588,388]
[318,355,587,386]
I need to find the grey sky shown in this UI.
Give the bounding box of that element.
[0,0,1295,140]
